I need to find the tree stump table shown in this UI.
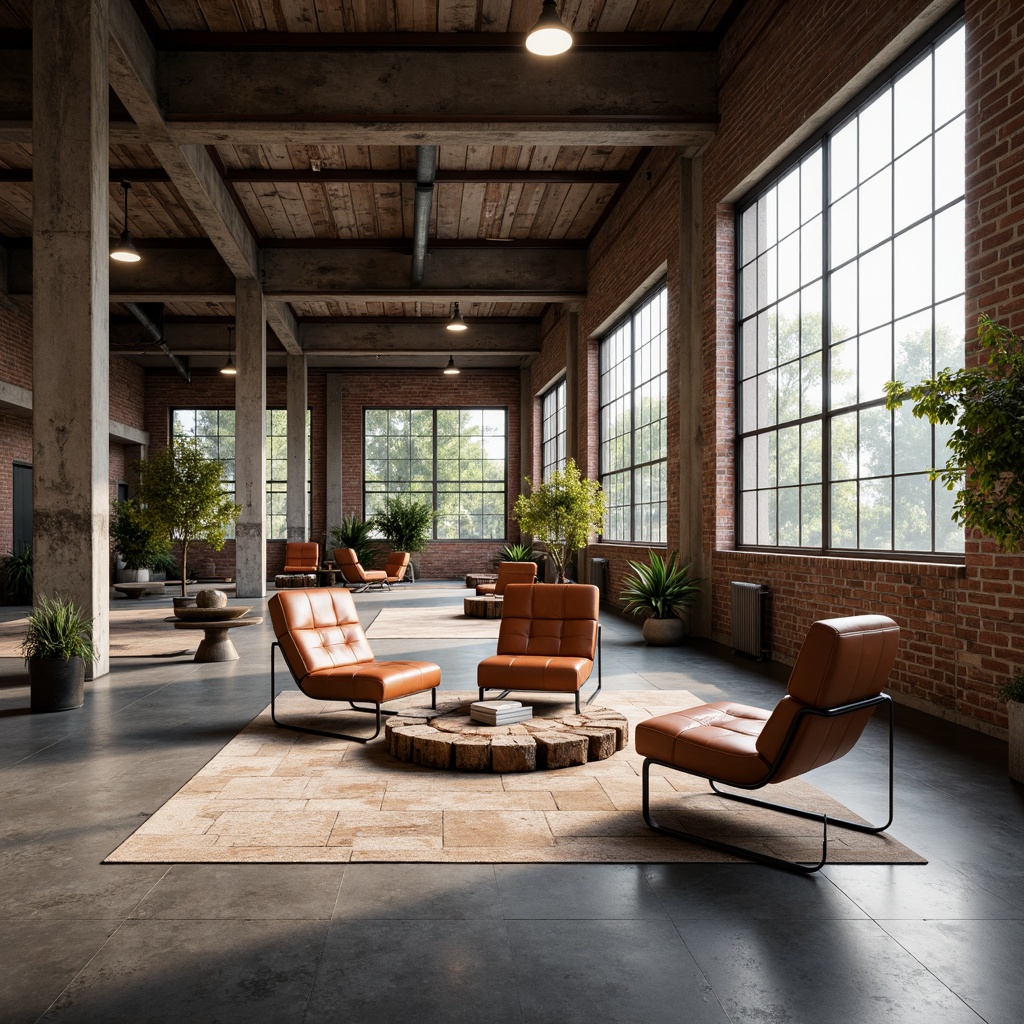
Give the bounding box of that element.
[463,595,503,618]
[385,700,628,772]
[274,573,317,589]
[465,573,497,589]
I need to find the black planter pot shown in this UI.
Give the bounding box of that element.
[29,657,85,713]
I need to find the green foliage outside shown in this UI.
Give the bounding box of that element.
[499,542,536,563]
[620,550,704,620]
[997,671,1024,705]
[1,547,33,603]
[512,459,605,584]
[21,595,96,664]
[111,498,169,570]
[134,438,242,596]
[884,314,1024,553]
[329,513,375,567]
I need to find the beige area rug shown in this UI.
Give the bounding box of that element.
[0,606,197,658]
[105,690,924,866]
[366,605,500,640]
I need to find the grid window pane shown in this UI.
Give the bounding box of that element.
[736,22,965,556]
[541,379,568,483]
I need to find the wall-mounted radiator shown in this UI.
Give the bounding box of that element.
[589,557,609,598]
[730,582,770,660]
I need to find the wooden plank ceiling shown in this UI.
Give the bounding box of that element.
[0,0,737,369]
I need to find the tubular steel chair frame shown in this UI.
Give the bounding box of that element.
[270,640,437,743]
[642,692,894,874]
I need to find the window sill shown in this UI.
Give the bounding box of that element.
[718,548,966,577]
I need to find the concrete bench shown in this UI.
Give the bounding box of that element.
[113,582,166,599]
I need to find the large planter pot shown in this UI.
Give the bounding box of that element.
[117,567,150,583]
[642,615,685,646]
[29,656,85,713]
[1009,701,1024,783]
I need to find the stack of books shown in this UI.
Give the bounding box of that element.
[470,700,533,726]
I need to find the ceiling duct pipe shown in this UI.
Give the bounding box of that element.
[410,145,437,287]
[123,301,191,383]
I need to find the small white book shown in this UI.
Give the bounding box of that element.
[470,700,533,725]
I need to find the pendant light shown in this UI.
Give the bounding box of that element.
[525,0,573,56]
[443,355,460,375]
[446,302,468,332]
[110,180,142,263]
[220,326,237,376]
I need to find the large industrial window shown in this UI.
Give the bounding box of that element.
[736,20,965,556]
[171,408,311,541]
[540,379,567,483]
[363,408,507,540]
[599,284,668,543]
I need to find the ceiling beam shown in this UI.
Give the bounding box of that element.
[299,321,539,354]
[266,301,301,355]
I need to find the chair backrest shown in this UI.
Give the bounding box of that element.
[284,541,320,571]
[333,547,369,584]
[269,587,374,684]
[385,551,410,581]
[756,614,900,782]
[497,583,598,660]
[494,561,538,595]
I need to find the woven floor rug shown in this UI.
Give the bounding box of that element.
[0,606,197,658]
[105,690,924,865]
[366,605,500,640]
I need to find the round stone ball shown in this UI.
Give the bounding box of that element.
[195,589,228,609]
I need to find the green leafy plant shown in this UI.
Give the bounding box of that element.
[111,498,169,571]
[884,314,1024,552]
[997,672,1024,705]
[620,550,704,620]
[512,458,605,584]
[370,496,437,554]
[148,550,178,577]
[20,595,96,664]
[1,547,33,603]
[329,513,375,567]
[133,438,242,596]
[499,542,536,562]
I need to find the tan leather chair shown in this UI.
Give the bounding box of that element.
[269,587,440,742]
[384,551,410,585]
[635,614,900,872]
[477,583,601,713]
[333,547,388,592]
[476,561,537,596]
[283,541,320,573]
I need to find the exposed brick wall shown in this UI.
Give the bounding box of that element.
[109,355,145,429]
[0,301,32,390]
[0,411,31,555]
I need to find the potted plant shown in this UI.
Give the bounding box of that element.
[369,496,437,582]
[512,459,605,584]
[620,550,704,646]
[21,595,96,713]
[111,497,169,583]
[998,672,1024,783]
[1,547,33,604]
[498,542,536,563]
[329,512,375,568]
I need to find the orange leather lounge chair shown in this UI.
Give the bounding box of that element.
[283,541,320,573]
[475,560,537,596]
[333,547,388,592]
[384,551,411,585]
[635,614,900,872]
[268,587,440,742]
[477,583,601,713]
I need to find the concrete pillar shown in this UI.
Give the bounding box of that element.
[325,373,343,537]
[678,156,708,636]
[234,278,266,597]
[32,0,110,678]
[286,354,308,543]
[565,310,579,465]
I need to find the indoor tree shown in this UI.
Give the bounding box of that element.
[134,438,241,596]
[512,458,605,583]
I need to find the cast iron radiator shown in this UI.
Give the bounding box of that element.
[730,582,770,660]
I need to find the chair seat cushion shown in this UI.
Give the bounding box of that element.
[475,583,497,596]
[302,660,441,704]
[634,701,773,786]
[477,654,592,693]
[363,570,387,583]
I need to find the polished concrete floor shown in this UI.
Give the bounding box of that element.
[1,583,1022,1024]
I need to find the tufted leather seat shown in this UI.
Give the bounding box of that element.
[477,583,600,712]
[268,587,440,741]
[333,547,388,592]
[283,541,320,573]
[476,561,537,596]
[636,614,900,872]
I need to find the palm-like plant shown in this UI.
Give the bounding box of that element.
[330,513,375,567]
[620,551,703,620]
[499,542,536,562]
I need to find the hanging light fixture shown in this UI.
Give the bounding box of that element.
[525,0,573,56]
[220,326,237,376]
[110,179,142,263]
[443,355,460,376]
[446,301,468,332]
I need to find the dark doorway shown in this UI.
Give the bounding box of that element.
[12,463,31,554]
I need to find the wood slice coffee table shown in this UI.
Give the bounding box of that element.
[385,700,628,773]
[463,595,503,618]
[170,616,263,662]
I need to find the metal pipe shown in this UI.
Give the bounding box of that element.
[410,145,437,287]
[123,301,191,382]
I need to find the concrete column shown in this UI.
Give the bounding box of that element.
[325,373,344,537]
[286,354,308,543]
[565,310,579,465]
[678,156,708,636]
[234,278,266,597]
[32,0,110,678]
